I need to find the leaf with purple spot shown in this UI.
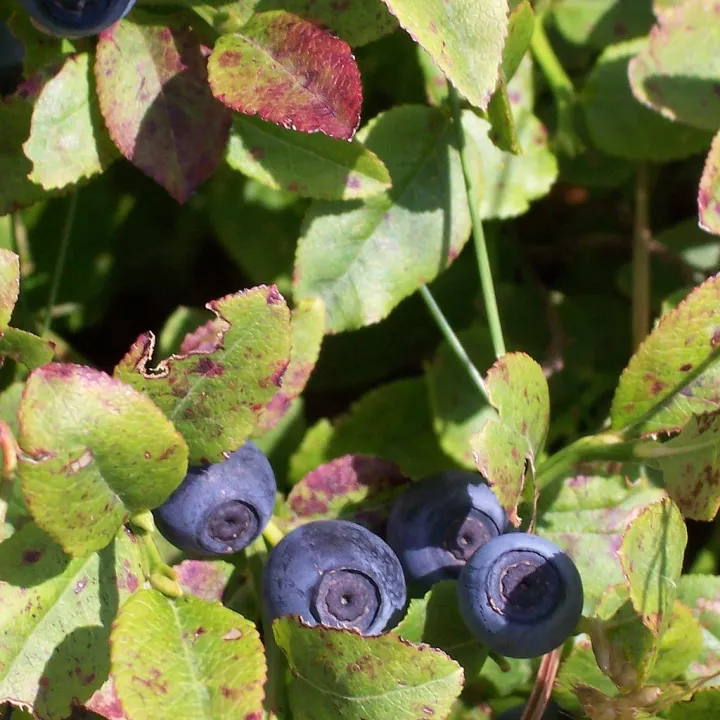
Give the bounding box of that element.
[111,589,266,719]
[23,53,117,191]
[284,454,410,533]
[17,363,189,556]
[610,275,720,436]
[619,497,686,635]
[256,296,324,433]
[471,352,550,526]
[628,0,720,132]
[274,616,463,719]
[226,115,391,200]
[0,523,143,720]
[380,0,508,111]
[114,285,292,465]
[255,0,398,47]
[175,558,235,603]
[208,10,362,140]
[95,21,232,203]
[699,130,720,236]
[294,105,478,332]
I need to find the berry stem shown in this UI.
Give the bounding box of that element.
[633,162,652,350]
[42,189,78,338]
[419,285,489,402]
[521,647,562,720]
[130,516,184,598]
[530,13,583,157]
[262,518,285,548]
[447,84,506,359]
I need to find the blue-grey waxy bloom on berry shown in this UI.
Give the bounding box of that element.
[457,533,583,658]
[153,440,276,557]
[17,0,135,38]
[386,471,509,589]
[262,519,407,636]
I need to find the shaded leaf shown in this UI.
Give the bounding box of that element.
[582,38,712,161]
[395,579,488,684]
[0,524,142,720]
[0,327,55,369]
[380,0,507,111]
[668,689,720,718]
[114,286,291,465]
[629,0,720,132]
[700,130,720,236]
[471,352,550,526]
[208,11,361,140]
[619,497,686,634]
[503,0,535,82]
[284,454,409,533]
[111,589,266,719]
[610,275,720,435]
[256,297,324,433]
[274,615,464,719]
[655,411,720,520]
[0,248,19,331]
[678,574,720,683]
[295,105,475,332]
[18,364,189,555]
[23,53,116,190]
[226,115,391,200]
[95,21,231,203]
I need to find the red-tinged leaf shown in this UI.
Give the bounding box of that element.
[700,130,720,236]
[95,21,231,203]
[84,677,129,720]
[175,558,235,603]
[208,10,362,140]
[285,454,410,533]
[256,297,324,433]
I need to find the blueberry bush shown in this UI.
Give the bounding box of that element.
[2,0,720,718]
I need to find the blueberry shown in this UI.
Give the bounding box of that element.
[153,440,276,557]
[457,533,583,659]
[262,519,407,636]
[0,22,24,96]
[17,0,136,38]
[386,471,509,589]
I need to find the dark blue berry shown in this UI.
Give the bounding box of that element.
[17,0,135,38]
[0,22,24,96]
[153,440,276,557]
[262,519,407,636]
[457,533,583,658]
[386,471,508,589]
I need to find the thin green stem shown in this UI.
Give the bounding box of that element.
[530,15,582,157]
[633,163,651,350]
[419,285,489,402]
[447,84,506,358]
[262,518,284,548]
[42,190,78,337]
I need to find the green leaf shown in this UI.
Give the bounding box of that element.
[395,580,488,684]
[462,103,558,220]
[611,275,720,435]
[17,363,189,556]
[283,454,409,531]
[629,0,720,132]
[678,574,720,684]
[0,248,19,331]
[425,325,495,469]
[295,105,475,332]
[656,217,720,274]
[255,296,325,434]
[288,418,335,484]
[226,114,391,200]
[503,0,535,82]
[653,411,720,520]
[111,589,266,719]
[537,469,666,614]
[582,38,712,161]
[274,616,464,719]
[208,11,362,140]
[254,0,398,47]
[0,523,142,720]
[0,327,55,369]
[653,600,705,681]
[23,53,116,190]
[381,0,507,111]
[471,352,550,526]
[619,497,686,635]
[114,285,292,465]
[552,0,654,48]
[668,689,720,719]
[700,130,720,236]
